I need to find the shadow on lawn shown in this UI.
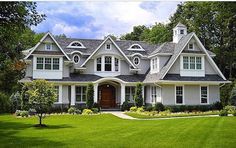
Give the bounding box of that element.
[0,120,71,147]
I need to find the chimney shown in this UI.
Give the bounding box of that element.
[173,22,187,43]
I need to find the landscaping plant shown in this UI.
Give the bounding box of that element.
[219,109,228,116]
[86,83,94,109]
[134,82,143,107]
[82,109,93,115]
[154,103,165,113]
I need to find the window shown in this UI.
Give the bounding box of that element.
[68,41,85,48]
[196,57,202,69]
[151,86,157,103]
[128,44,144,51]
[151,57,158,71]
[133,57,140,65]
[180,30,184,34]
[54,86,59,102]
[76,86,86,102]
[174,30,177,35]
[45,43,52,50]
[125,86,135,102]
[96,57,101,71]
[152,59,155,70]
[190,57,195,69]
[201,86,208,104]
[36,57,44,69]
[115,58,119,71]
[53,58,60,70]
[71,42,82,47]
[36,57,60,70]
[183,56,189,69]
[73,55,80,64]
[176,86,183,104]
[105,56,112,71]
[106,44,111,50]
[182,56,202,70]
[45,58,51,70]
[189,43,194,50]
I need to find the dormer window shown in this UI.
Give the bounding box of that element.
[45,43,52,50]
[67,41,85,48]
[128,44,144,51]
[180,30,184,34]
[105,44,111,50]
[73,54,80,64]
[188,43,194,50]
[133,56,140,66]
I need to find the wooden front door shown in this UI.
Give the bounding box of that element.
[99,84,116,108]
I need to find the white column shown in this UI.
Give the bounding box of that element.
[101,55,105,71]
[94,83,98,103]
[121,83,126,104]
[142,86,145,105]
[111,56,115,72]
[71,85,75,106]
[59,85,63,103]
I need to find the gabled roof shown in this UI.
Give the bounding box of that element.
[174,22,186,28]
[24,32,70,60]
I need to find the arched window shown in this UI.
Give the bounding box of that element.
[73,54,80,64]
[133,56,140,65]
[128,44,144,51]
[67,41,85,48]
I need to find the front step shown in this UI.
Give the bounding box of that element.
[101,108,121,111]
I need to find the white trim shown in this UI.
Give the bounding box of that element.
[69,51,90,55]
[133,56,140,66]
[24,32,70,60]
[45,43,52,51]
[105,43,112,50]
[200,85,209,105]
[127,44,145,51]
[175,85,185,105]
[73,54,80,64]
[127,53,148,58]
[81,36,136,68]
[188,43,194,50]
[67,41,85,49]
[148,53,172,58]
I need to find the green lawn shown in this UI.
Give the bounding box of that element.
[0,114,236,148]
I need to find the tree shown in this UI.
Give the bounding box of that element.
[86,83,94,109]
[134,82,143,107]
[120,25,148,41]
[0,2,45,95]
[230,83,236,106]
[25,80,56,127]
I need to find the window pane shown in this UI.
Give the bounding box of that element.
[115,58,119,71]
[201,86,208,103]
[36,58,43,69]
[180,30,184,34]
[46,44,52,50]
[190,57,195,69]
[189,44,193,49]
[183,56,189,69]
[97,57,101,71]
[176,86,183,104]
[105,56,112,71]
[53,58,59,70]
[45,58,51,70]
[196,57,202,69]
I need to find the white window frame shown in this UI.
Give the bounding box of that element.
[188,43,194,50]
[75,86,87,103]
[151,86,157,104]
[175,85,184,105]
[180,29,184,34]
[115,57,119,72]
[36,57,60,71]
[73,54,80,64]
[200,85,209,104]
[95,56,120,73]
[181,55,203,70]
[45,43,52,50]
[127,44,145,51]
[104,56,112,71]
[54,86,59,102]
[105,44,111,50]
[125,86,135,102]
[67,41,85,49]
[133,56,140,66]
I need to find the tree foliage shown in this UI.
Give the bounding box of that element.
[86,83,94,109]
[25,80,56,126]
[134,82,143,107]
[230,82,236,106]
[120,25,148,41]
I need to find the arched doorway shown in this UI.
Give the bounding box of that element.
[99,84,116,108]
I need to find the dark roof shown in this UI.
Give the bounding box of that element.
[32,51,63,55]
[115,75,146,82]
[163,74,225,81]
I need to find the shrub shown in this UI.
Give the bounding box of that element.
[165,105,213,113]
[0,92,11,113]
[134,82,143,107]
[154,103,165,113]
[224,105,236,113]
[86,83,94,109]
[219,109,228,116]
[68,107,76,114]
[230,83,236,106]
[121,101,133,111]
[212,101,223,110]
[137,107,144,113]
[20,110,29,117]
[91,108,99,114]
[15,110,21,116]
[232,110,236,116]
[93,103,100,111]
[145,106,153,112]
[28,108,37,115]
[130,106,138,112]
[82,109,93,115]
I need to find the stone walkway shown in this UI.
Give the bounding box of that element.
[102,111,225,120]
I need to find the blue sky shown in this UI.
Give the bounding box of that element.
[33,1,180,39]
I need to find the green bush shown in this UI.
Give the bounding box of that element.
[212,101,223,110]
[82,109,93,115]
[145,106,153,112]
[130,106,138,112]
[93,103,100,111]
[75,109,81,114]
[20,110,29,117]
[219,109,228,116]
[134,82,143,107]
[86,83,94,109]
[232,110,236,116]
[154,103,165,113]
[224,105,236,113]
[15,110,21,116]
[121,101,133,111]
[91,108,99,114]
[68,107,76,114]
[137,107,144,113]
[165,105,213,113]
[0,92,11,113]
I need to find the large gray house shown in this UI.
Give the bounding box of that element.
[20,23,229,108]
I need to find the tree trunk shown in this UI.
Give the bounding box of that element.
[39,113,42,125]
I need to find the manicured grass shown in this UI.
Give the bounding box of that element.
[0,114,236,148]
[125,111,220,119]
